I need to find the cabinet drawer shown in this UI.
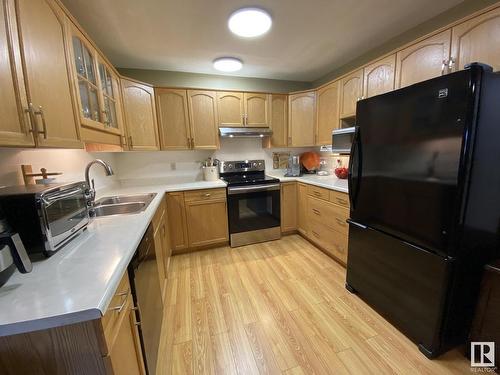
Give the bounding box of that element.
[102,271,132,353]
[152,194,166,231]
[308,219,348,264]
[307,185,330,201]
[308,196,349,235]
[184,188,226,202]
[330,190,350,209]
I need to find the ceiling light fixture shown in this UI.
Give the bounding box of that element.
[228,7,272,38]
[213,57,243,72]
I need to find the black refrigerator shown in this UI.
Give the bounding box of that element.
[345,63,500,358]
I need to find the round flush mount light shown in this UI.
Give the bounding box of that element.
[213,57,243,72]
[228,7,272,38]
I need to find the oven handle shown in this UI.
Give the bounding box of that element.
[42,187,84,204]
[227,183,281,195]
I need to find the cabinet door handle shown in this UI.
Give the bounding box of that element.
[441,59,448,75]
[116,288,129,297]
[335,217,346,226]
[448,57,455,72]
[27,103,47,139]
[24,106,36,136]
[191,137,195,148]
[312,230,320,238]
[110,297,128,313]
[204,193,211,197]
[312,208,321,215]
[129,135,133,148]
[336,197,348,205]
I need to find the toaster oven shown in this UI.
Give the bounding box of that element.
[0,182,91,256]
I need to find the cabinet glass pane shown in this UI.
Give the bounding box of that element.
[72,36,85,76]
[78,79,90,119]
[99,62,114,97]
[83,45,96,84]
[78,80,100,122]
[89,86,99,121]
[104,98,118,129]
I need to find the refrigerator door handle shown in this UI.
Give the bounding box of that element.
[348,126,361,210]
[346,219,367,229]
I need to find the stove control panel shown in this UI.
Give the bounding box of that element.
[219,160,265,174]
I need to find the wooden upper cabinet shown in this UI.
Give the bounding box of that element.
[244,93,270,127]
[187,90,219,149]
[0,0,33,147]
[395,30,451,88]
[155,88,190,150]
[17,0,81,148]
[269,94,288,147]
[288,91,316,147]
[363,54,396,98]
[97,58,124,134]
[316,81,340,145]
[121,78,159,150]
[339,69,363,119]
[68,27,101,127]
[451,7,500,72]
[217,91,244,127]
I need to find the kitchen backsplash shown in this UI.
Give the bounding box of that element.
[0,138,348,188]
[115,138,318,184]
[0,149,119,189]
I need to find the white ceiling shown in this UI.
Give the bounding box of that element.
[62,0,464,82]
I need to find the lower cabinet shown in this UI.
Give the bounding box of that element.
[152,196,170,300]
[166,188,228,254]
[280,181,350,265]
[297,183,308,235]
[102,272,145,375]
[281,182,297,233]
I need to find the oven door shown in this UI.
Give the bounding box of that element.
[227,183,281,242]
[40,183,90,252]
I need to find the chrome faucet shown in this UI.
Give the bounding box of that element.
[85,159,114,203]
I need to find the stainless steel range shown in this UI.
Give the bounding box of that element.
[219,160,281,247]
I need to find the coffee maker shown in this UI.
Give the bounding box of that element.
[0,209,32,287]
[285,155,301,177]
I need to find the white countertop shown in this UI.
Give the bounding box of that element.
[266,170,349,193]
[0,179,226,337]
[0,174,346,337]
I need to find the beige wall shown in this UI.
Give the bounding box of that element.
[313,0,500,86]
[117,68,311,93]
[0,149,118,189]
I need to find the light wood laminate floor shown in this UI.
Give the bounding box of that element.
[157,234,470,374]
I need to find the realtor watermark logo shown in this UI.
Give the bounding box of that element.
[471,342,496,372]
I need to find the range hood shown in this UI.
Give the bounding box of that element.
[219,127,273,138]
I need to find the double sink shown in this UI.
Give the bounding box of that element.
[93,193,157,217]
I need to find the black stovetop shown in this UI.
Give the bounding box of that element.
[220,172,280,187]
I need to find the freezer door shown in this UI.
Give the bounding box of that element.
[350,70,475,254]
[346,223,453,355]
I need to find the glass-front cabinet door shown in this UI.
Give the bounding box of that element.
[71,33,101,125]
[69,26,123,136]
[97,60,123,133]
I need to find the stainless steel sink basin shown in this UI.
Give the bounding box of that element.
[93,193,157,217]
[94,202,147,217]
[95,193,156,206]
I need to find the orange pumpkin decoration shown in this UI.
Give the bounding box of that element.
[300,152,321,171]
